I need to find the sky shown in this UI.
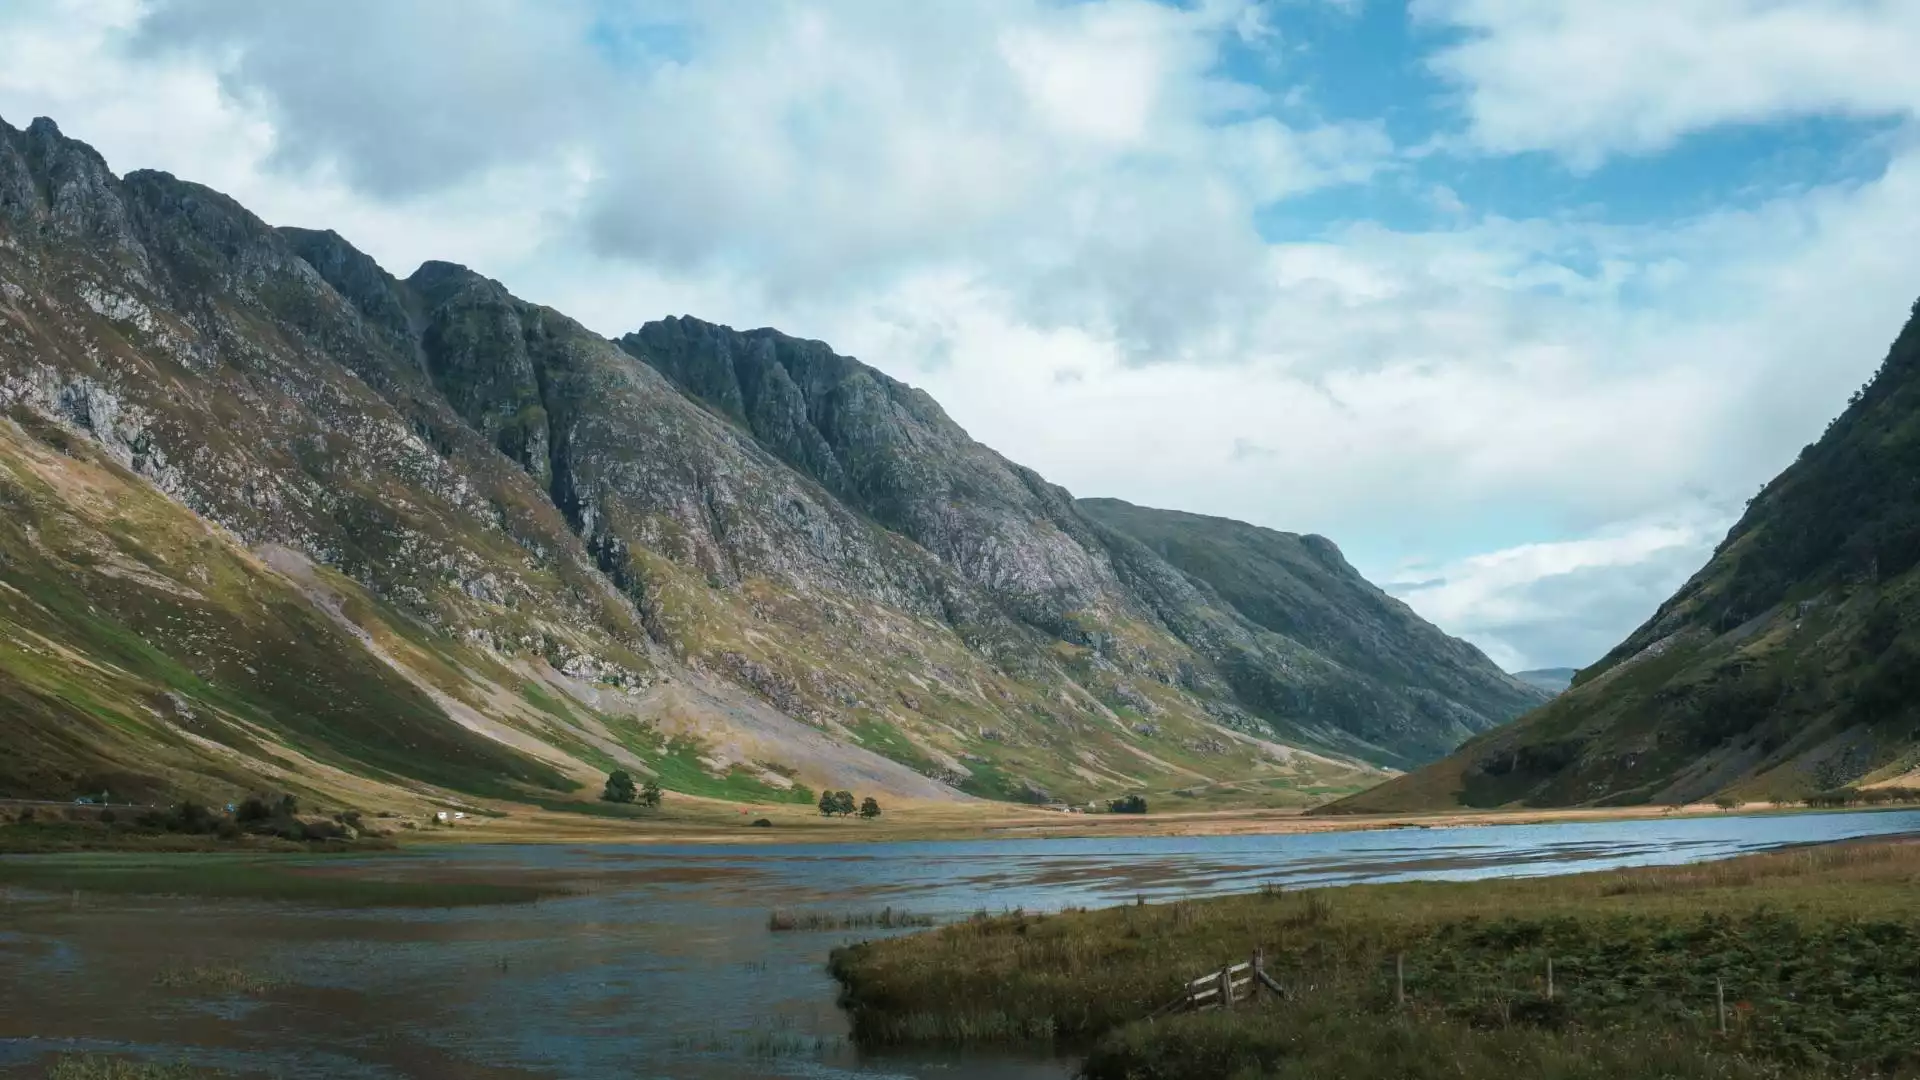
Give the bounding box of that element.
[5,0,1920,673]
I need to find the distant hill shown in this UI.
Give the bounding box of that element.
[1076,499,1546,766]
[1331,296,1920,812]
[1514,668,1578,694]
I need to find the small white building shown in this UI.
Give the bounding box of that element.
[435,811,450,823]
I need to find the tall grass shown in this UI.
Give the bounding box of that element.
[830,839,1920,1078]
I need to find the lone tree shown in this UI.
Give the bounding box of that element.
[602,770,637,804]
[859,796,882,819]
[639,780,663,808]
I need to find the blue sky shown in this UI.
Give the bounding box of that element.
[5,0,1920,671]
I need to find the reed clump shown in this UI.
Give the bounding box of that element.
[766,906,935,932]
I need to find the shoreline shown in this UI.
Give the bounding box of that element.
[394,797,1867,848]
[14,794,1908,856]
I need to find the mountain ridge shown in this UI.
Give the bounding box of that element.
[0,113,1540,813]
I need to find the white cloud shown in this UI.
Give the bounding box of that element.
[1382,509,1733,670]
[1416,0,1920,163]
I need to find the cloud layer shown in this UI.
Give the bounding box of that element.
[5,0,1919,670]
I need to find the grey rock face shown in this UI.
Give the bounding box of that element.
[619,318,1546,767]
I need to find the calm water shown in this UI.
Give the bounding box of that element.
[4,809,1919,1080]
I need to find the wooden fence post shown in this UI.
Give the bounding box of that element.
[1717,977,1727,1035]
[1546,957,1554,1001]
[1220,965,1235,1010]
[1252,948,1264,999]
[1395,953,1405,1007]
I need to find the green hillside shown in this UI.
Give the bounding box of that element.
[1335,297,1920,811]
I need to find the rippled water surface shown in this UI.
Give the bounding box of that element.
[5,809,1919,1079]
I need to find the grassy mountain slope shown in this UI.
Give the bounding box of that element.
[0,114,1531,811]
[1335,297,1920,811]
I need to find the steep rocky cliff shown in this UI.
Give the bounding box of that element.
[1335,297,1920,811]
[0,114,1535,811]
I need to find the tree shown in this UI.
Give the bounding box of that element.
[834,790,857,816]
[639,780,663,808]
[819,789,839,816]
[859,796,881,819]
[602,770,637,804]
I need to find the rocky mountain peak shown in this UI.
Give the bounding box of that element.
[0,112,1543,813]
[0,116,149,280]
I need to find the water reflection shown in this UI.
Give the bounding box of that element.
[4,809,1918,1079]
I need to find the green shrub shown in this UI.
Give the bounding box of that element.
[601,770,637,804]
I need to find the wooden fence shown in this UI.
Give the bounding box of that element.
[1154,948,1291,1016]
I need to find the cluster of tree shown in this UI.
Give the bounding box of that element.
[1107,794,1149,814]
[601,770,663,807]
[818,790,881,818]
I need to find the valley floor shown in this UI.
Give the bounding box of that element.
[7,783,1859,852]
[404,795,1816,846]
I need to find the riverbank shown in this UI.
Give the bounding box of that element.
[390,794,1834,847]
[6,785,1875,852]
[828,837,1920,1079]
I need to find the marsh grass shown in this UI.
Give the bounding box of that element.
[1079,1003,1829,1080]
[766,906,935,932]
[44,1057,223,1080]
[830,840,1920,1078]
[152,964,283,995]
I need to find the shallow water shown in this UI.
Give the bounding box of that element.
[4,809,1918,1079]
